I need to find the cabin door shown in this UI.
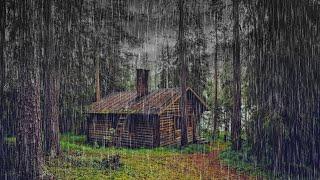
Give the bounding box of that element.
[114,116,126,147]
[174,116,182,145]
[191,113,197,142]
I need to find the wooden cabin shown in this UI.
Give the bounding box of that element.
[87,69,208,148]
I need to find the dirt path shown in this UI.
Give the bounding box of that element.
[184,150,252,180]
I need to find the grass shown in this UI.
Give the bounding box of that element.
[207,132,269,178]
[60,133,86,145]
[51,134,319,179]
[4,133,262,179]
[4,136,16,144]
[4,133,261,179]
[5,132,316,179]
[219,145,320,179]
[47,134,225,179]
[219,147,267,177]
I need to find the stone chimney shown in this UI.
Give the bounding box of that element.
[136,69,149,97]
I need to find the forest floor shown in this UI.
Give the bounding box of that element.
[44,134,256,179]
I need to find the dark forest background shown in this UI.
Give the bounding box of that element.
[0,0,319,179]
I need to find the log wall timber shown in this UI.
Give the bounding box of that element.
[114,115,155,148]
[159,98,199,146]
[88,114,156,148]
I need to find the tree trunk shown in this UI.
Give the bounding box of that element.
[95,52,101,102]
[43,0,60,158]
[222,28,228,143]
[231,0,241,151]
[224,112,229,142]
[166,42,170,88]
[0,0,6,175]
[17,1,44,178]
[44,72,60,158]
[178,0,188,146]
[213,12,219,140]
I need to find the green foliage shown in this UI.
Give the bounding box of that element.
[60,134,211,155]
[4,136,16,145]
[245,0,320,177]
[218,139,319,179]
[100,154,121,170]
[166,144,211,154]
[48,133,241,179]
[60,133,86,145]
[199,127,212,141]
[246,108,320,178]
[202,80,214,108]
[215,131,230,142]
[61,153,121,170]
[219,146,266,177]
[181,144,210,154]
[49,134,198,179]
[62,155,101,169]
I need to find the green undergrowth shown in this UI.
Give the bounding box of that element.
[178,143,211,154]
[4,136,16,145]
[219,148,265,176]
[60,133,86,145]
[47,133,224,179]
[60,133,214,155]
[209,132,268,177]
[5,133,260,179]
[219,144,320,179]
[218,143,269,178]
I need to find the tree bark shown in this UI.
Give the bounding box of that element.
[17,1,44,178]
[178,0,188,146]
[224,112,229,142]
[231,0,241,151]
[43,0,60,158]
[213,12,219,140]
[0,0,6,175]
[222,28,229,143]
[95,52,101,102]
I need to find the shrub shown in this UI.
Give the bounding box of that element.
[100,154,121,170]
[219,147,266,177]
[180,144,211,154]
[63,155,100,168]
[60,133,86,145]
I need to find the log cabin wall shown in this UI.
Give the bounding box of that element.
[88,114,157,148]
[159,98,198,146]
[114,114,156,148]
[88,114,117,145]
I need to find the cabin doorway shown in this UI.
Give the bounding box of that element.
[173,116,182,145]
[114,116,126,147]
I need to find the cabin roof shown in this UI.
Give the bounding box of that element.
[88,87,208,115]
